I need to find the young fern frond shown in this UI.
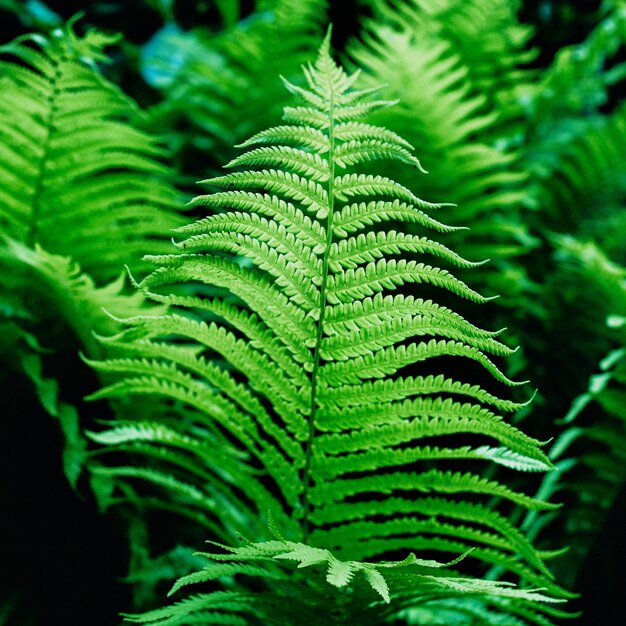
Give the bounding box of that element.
[90,32,567,623]
[120,530,564,626]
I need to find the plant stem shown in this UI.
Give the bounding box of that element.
[301,85,336,542]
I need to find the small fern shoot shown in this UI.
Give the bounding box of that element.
[89,30,570,624]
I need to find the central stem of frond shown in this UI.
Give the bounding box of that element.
[301,92,336,542]
[29,52,64,248]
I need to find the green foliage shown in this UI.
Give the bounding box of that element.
[87,33,569,624]
[0,21,180,502]
[515,1,626,444]
[0,22,183,279]
[346,0,537,311]
[140,0,327,173]
[120,531,563,625]
[1,2,625,624]
[0,20,186,622]
[521,240,626,588]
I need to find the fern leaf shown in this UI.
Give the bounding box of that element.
[0,25,183,281]
[91,30,564,623]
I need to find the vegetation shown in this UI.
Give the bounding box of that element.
[0,1,624,624]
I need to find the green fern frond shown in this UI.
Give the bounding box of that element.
[521,241,626,589]
[531,3,626,124]
[0,238,156,488]
[90,31,566,623]
[0,23,181,498]
[368,0,536,105]
[532,103,626,258]
[0,23,183,281]
[120,531,564,625]
[347,1,537,309]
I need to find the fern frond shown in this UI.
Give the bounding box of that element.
[347,1,537,307]
[521,242,626,589]
[122,532,563,626]
[0,237,155,490]
[0,25,183,282]
[533,103,626,258]
[90,31,564,622]
[0,22,183,516]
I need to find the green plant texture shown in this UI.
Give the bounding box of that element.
[86,32,570,625]
[0,1,625,625]
[0,18,183,484]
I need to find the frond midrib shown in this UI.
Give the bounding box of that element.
[301,64,337,541]
[27,47,63,247]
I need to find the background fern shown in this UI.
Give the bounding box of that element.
[346,0,538,322]
[521,239,626,592]
[0,20,183,625]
